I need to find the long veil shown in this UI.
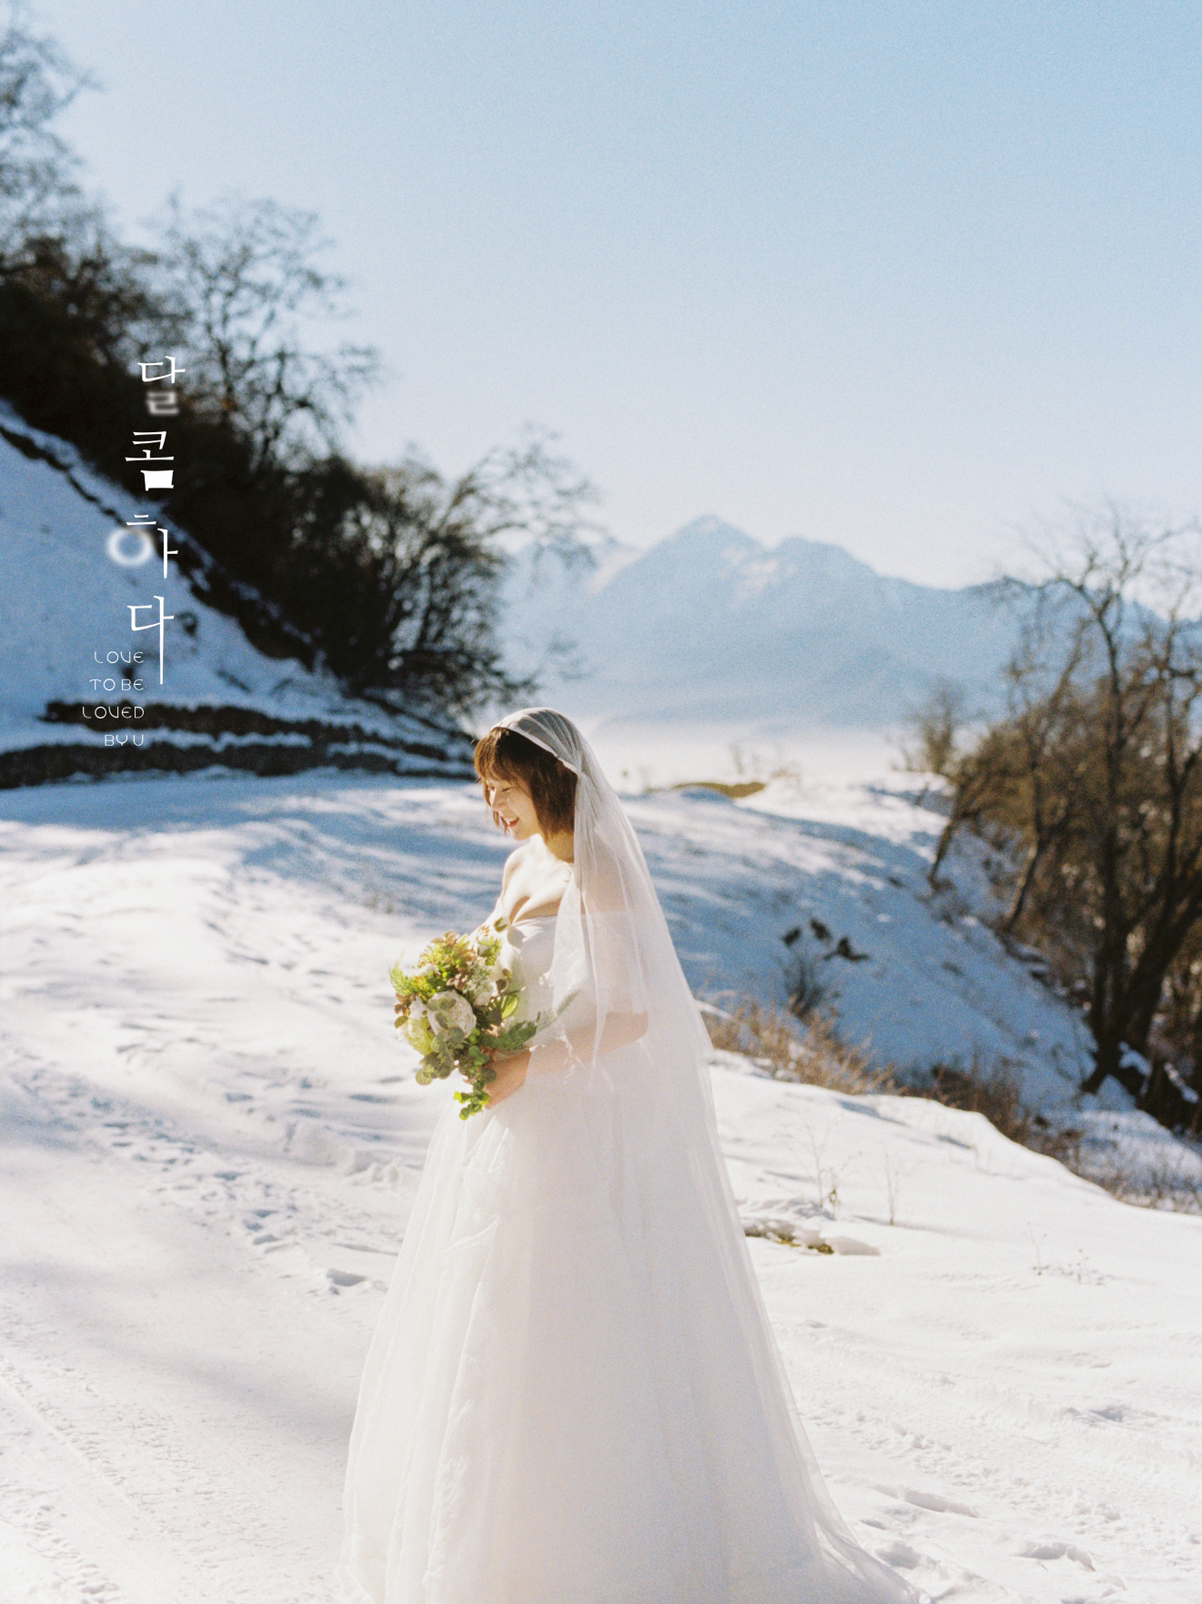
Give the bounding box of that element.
[490,708,916,1603]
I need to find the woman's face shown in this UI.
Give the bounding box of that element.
[483,773,541,840]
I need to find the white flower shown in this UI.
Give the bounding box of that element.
[464,972,493,1007]
[403,1001,434,1051]
[426,990,477,1038]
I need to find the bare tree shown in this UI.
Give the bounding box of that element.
[935,507,1202,1097]
[930,601,1088,932]
[0,2,95,257]
[0,6,602,721]
[293,430,600,713]
[899,678,969,777]
[149,194,381,469]
[399,428,602,568]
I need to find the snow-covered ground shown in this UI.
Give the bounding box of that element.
[3,769,1201,1603]
[0,407,470,781]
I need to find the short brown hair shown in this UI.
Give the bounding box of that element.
[474,726,577,837]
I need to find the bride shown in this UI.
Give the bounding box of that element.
[339,708,916,1604]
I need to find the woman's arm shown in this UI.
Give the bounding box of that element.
[483,1009,649,1105]
[485,893,650,1106]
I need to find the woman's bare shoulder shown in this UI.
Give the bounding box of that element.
[501,840,536,887]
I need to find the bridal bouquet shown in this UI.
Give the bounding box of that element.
[390,916,542,1119]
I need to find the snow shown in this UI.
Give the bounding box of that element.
[3,768,1201,1602]
[501,515,1029,736]
[629,772,1102,1109]
[0,407,468,775]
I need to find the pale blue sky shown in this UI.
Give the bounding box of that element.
[37,0,1202,585]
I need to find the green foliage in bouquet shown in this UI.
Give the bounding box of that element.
[390,918,543,1118]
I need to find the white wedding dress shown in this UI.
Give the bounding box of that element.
[339,711,915,1604]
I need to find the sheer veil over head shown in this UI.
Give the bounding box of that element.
[488,706,707,1070]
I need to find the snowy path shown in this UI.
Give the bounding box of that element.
[1,773,1200,1602]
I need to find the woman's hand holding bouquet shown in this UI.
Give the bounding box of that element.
[390,917,541,1118]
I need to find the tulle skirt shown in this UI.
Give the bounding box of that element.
[338,1052,911,1604]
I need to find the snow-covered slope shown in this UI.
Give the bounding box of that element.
[503,516,1025,731]
[635,773,1094,1105]
[0,406,474,786]
[2,769,1198,1602]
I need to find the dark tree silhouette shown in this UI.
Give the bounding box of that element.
[0,6,600,720]
[934,508,1202,1100]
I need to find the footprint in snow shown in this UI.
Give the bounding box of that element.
[1021,1539,1095,1570]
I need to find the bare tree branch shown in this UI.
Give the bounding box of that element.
[147,193,382,468]
[937,506,1202,1102]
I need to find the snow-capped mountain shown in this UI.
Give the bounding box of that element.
[0,405,474,787]
[504,516,1025,730]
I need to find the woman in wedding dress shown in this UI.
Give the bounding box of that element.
[339,708,916,1604]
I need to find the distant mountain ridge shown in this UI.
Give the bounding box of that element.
[504,516,1024,729]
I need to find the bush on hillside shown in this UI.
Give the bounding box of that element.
[0,9,596,719]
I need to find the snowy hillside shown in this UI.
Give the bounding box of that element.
[3,767,1200,1601]
[502,516,1027,735]
[0,405,474,787]
[643,773,1094,1105]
